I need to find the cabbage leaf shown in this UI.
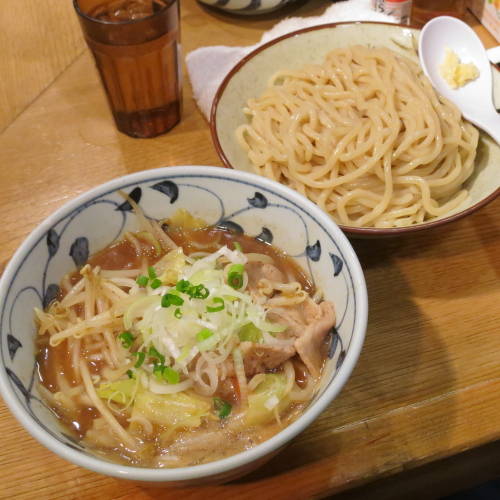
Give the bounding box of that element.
[96,379,137,405]
[245,374,289,426]
[132,389,211,429]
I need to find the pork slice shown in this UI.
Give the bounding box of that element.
[239,341,296,376]
[266,306,304,338]
[246,262,285,293]
[294,301,336,378]
[302,296,325,321]
[266,297,325,339]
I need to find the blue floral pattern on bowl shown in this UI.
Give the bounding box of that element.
[0,166,367,480]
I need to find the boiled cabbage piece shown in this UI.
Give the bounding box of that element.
[132,389,211,430]
[96,379,136,405]
[245,374,290,426]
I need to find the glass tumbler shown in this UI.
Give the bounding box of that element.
[73,0,182,138]
[412,0,466,27]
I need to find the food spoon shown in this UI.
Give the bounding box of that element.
[418,16,500,144]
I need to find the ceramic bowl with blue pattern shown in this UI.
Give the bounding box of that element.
[197,0,299,15]
[0,166,367,484]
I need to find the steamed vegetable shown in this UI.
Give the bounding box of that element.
[156,248,186,285]
[132,390,210,429]
[166,208,207,230]
[238,323,262,343]
[245,374,289,426]
[96,379,137,405]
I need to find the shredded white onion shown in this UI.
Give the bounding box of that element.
[192,356,218,396]
[232,347,248,407]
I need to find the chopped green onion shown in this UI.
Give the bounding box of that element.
[228,264,244,290]
[148,266,157,279]
[118,331,134,348]
[238,323,262,343]
[150,278,162,289]
[163,366,180,384]
[213,397,232,419]
[175,280,209,299]
[136,275,148,287]
[148,346,165,365]
[196,328,214,343]
[191,284,209,299]
[168,293,184,305]
[162,292,184,307]
[132,351,145,368]
[153,363,164,380]
[206,297,225,313]
[175,279,191,293]
[234,242,243,252]
[126,369,134,379]
[174,307,183,319]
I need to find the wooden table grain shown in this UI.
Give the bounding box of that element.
[0,1,499,499]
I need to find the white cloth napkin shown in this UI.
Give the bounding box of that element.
[186,0,397,120]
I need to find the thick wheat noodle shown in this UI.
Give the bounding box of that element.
[236,45,479,228]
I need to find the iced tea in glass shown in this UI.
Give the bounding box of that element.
[411,0,465,27]
[74,0,181,138]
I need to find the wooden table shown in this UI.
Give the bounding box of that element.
[0,1,499,499]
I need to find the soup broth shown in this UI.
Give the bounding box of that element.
[36,216,335,467]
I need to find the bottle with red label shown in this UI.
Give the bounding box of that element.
[371,0,412,25]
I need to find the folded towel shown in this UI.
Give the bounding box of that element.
[186,0,397,120]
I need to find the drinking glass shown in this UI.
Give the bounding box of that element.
[74,0,182,138]
[412,0,466,27]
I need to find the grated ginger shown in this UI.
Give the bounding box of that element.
[439,48,479,89]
